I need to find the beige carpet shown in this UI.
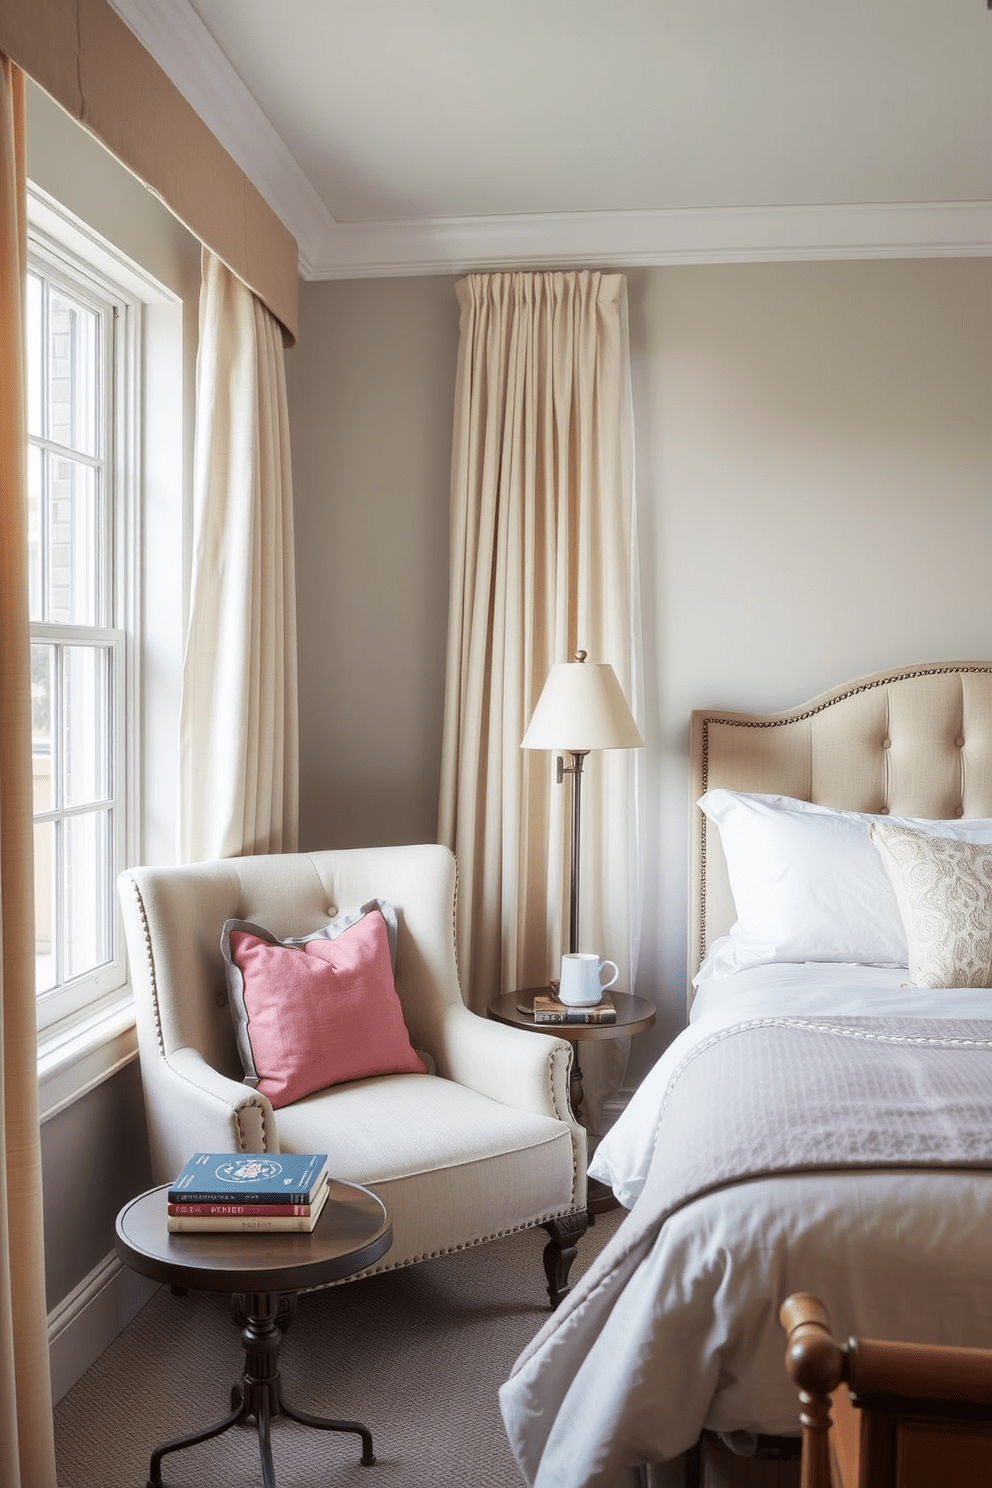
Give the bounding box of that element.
[54,1207,626,1488]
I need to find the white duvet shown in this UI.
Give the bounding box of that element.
[499,966,992,1487]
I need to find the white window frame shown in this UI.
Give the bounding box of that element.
[27,184,186,1123]
[27,190,143,1050]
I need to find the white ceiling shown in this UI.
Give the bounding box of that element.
[112,0,992,279]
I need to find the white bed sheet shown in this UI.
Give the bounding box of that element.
[501,966,992,1487]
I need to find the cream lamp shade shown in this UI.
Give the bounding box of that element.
[521,656,643,753]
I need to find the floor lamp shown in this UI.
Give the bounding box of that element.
[521,651,643,960]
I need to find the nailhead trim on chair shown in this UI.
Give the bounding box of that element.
[233,1102,273,1151]
[450,854,462,984]
[123,870,275,1153]
[121,873,166,1059]
[544,1041,583,1209]
[327,1208,587,1286]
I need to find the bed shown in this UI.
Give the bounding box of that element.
[499,660,992,1488]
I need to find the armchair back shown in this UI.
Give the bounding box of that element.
[120,844,462,1090]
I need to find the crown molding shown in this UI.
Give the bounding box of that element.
[307,200,992,280]
[110,1,992,282]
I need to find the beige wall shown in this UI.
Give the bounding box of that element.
[627,257,992,1078]
[288,259,992,1086]
[286,275,459,850]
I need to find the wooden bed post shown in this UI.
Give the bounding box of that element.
[780,1293,845,1488]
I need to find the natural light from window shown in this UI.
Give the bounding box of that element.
[27,252,127,1028]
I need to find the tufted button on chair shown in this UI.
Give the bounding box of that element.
[118,844,587,1306]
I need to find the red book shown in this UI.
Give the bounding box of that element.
[168,1200,315,1217]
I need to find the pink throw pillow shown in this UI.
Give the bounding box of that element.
[226,908,426,1108]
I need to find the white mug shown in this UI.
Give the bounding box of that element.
[558,953,619,1007]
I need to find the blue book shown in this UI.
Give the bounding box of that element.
[168,1152,328,1205]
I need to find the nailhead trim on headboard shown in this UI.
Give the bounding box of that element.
[699,663,992,795]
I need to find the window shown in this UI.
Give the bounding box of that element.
[27,238,136,1032]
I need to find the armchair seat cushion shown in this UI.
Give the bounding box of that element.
[274,1072,578,1274]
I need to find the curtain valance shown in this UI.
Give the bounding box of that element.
[0,0,298,345]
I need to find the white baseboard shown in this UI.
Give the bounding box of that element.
[48,1251,159,1405]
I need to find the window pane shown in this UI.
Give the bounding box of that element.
[48,286,99,459]
[64,809,112,981]
[64,645,111,807]
[47,452,99,625]
[32,644,56,996]
[27,272,43,439]
[31,642,54,791]
[27,444,44,621]
[34,818,56,994]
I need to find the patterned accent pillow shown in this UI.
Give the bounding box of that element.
[868,823,992,988]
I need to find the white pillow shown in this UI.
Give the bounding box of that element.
[697,790,992,981]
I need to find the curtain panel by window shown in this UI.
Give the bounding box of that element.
[439,270,642,1132]
[179,250,299,863]
[0,55,58,1488]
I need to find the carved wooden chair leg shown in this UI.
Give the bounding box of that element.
[542,1211,589,1309]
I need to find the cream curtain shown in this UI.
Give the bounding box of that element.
[439,270,641,1133]
[179,250,299,862]
[0,55,58,1488]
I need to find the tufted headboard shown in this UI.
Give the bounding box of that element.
[688,661,992,997]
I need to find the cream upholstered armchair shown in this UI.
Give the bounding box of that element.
[118,844,587,1306]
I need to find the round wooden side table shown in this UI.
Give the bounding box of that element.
[487,987,655,1215]
[115,1178,391,1488]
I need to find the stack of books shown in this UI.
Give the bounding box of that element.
[166,1151,329,1233]
[531,990,618,1025]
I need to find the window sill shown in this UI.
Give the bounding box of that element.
[37,991,138,1123]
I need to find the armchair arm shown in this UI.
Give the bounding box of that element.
[141,1046,279,1185]
[436,1003,576,1128]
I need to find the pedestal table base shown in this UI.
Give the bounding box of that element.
[145,1290,374,1488]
